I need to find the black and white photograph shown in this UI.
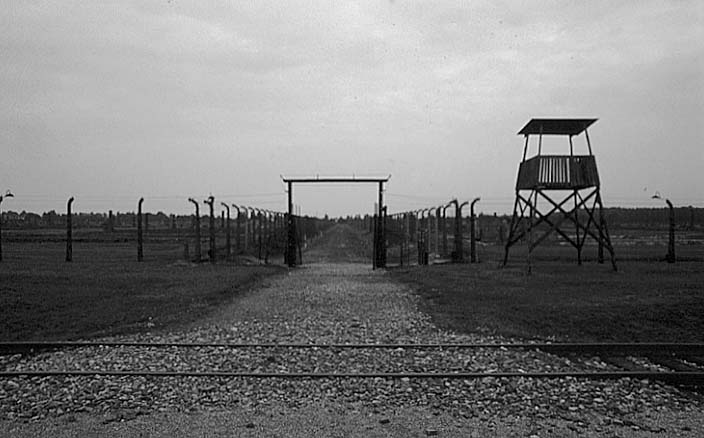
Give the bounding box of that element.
[1,0,703,436]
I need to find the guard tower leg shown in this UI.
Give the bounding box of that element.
[596,191,617,271]
[527,191,534,274]
[503,195,520,266]
[598,212,605,264]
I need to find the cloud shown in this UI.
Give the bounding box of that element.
[1,0,702,214]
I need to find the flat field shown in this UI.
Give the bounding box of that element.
[391,243,704,342]
[3,225,703,345]
[0,240,283,341]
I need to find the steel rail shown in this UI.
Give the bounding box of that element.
[1,342,703,352]
[0,370,703,385]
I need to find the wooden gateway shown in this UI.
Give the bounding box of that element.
[502,118,617,270]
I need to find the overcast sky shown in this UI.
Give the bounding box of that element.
[2,0,702,217]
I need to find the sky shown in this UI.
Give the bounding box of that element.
[2,0,702,217]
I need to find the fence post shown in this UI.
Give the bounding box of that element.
[256,209,263,261]
[417,211,425,265]
[652,194,676,264]
[137,197,144,262]
[233,205,241,255]
[418,211,423,265]
[372,213,377,269]
[235,205,246,253]
[263,210,269,261]
[446,200,458,261]
[263,210,271,264]
[434,207,441,259]
[428,207,438,263]
[275,212,281,251]
[107,210,114,233]
[249,207,257,250]
[421,208,433,265]
[188,198,201,262]
[382,206,388,267]
[470,197,480,263]
[666,199,675,263]
[442,205,448,258]
[66,197,74,262]
[449,199,468,263]
[0,191,14,262]
[205,196,215,263]
[398,214,404,267]
[221,203,231,260]
[297,215,303,264]
[280,212,286,251]
[454,203,461,262]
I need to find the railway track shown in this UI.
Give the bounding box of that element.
[1,341,703,386]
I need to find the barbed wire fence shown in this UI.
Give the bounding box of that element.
[384,194,704,267]
[0,193,701,267]
[0,194,296,266]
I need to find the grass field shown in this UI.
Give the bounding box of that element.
[0,241,284,341]
[391,252,704,343]
[2,224,703,344]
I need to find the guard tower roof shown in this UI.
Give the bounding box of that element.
[518,118,597,136]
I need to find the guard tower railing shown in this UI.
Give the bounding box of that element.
[516,155,600,190]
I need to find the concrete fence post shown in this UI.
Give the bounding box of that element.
[107,210,114,233]
[470,197,480,263]
[0,191,14,262]
[666,199,675,263]
[66,197,74,262]
[221,202,231,260]
[187,198,201,262]
[137,197,144,262]
[204,196,215,263]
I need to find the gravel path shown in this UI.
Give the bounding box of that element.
[1,262,703,437]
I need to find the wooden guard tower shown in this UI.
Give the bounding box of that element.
[503,118,617,270]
